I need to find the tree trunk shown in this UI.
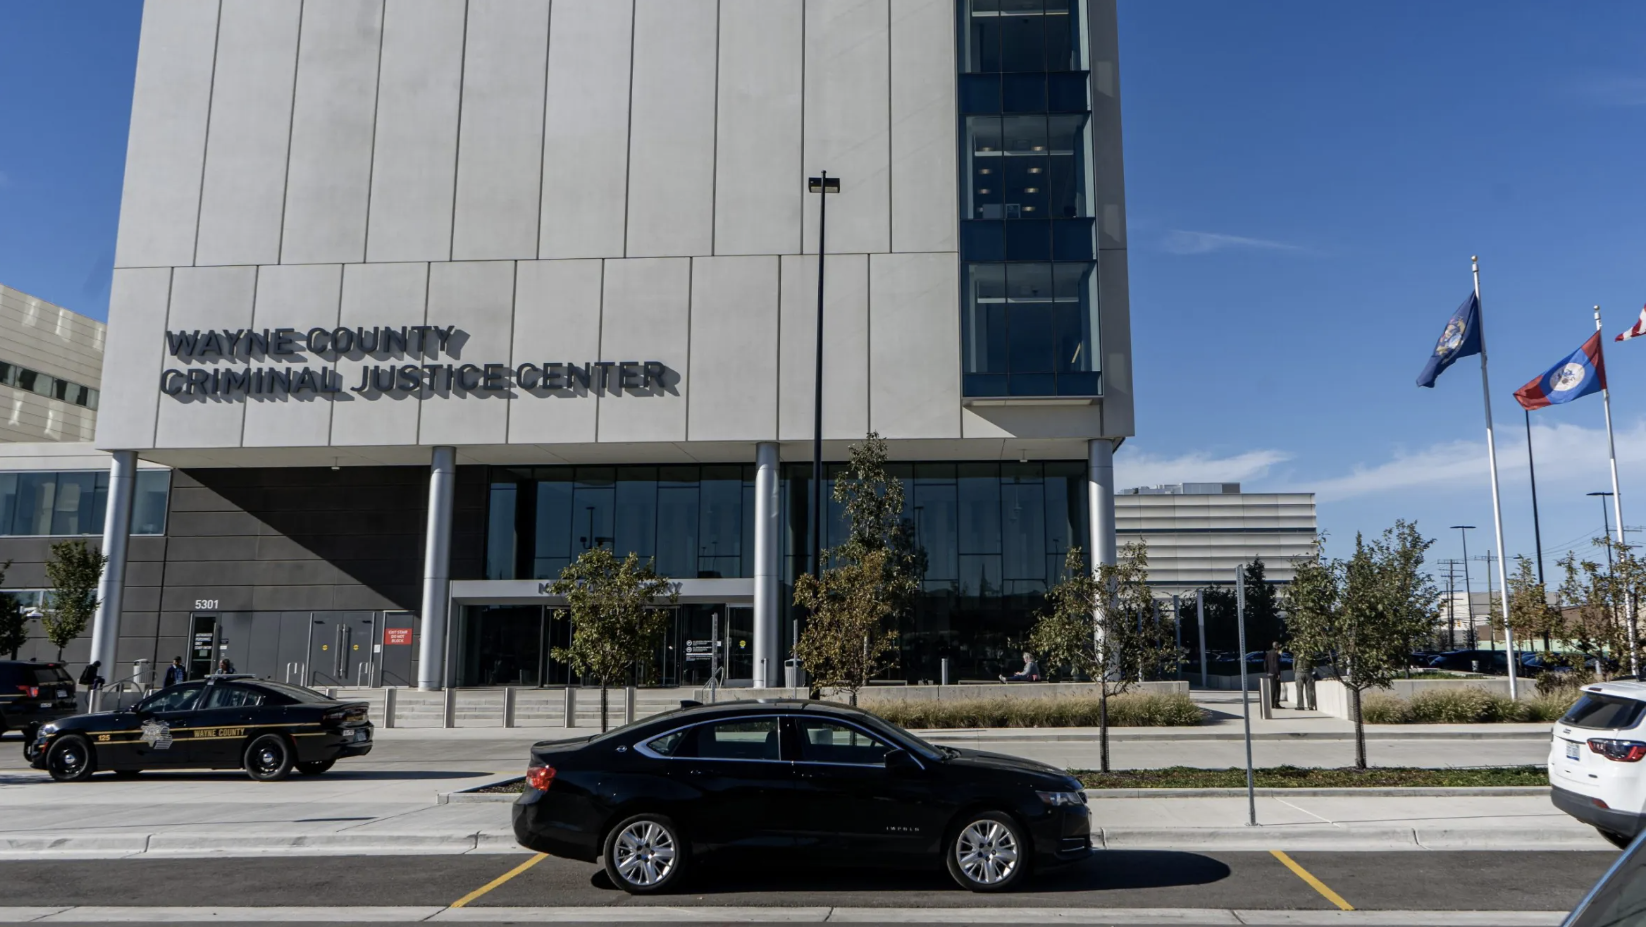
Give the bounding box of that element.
[1099,686,1111,773]
[600,683,609,733]
[1350,685,1366,770]
[849,687,858,707]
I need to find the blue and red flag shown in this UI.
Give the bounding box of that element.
[1513,332,1608,410]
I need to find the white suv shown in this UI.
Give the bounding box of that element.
[1550,682,1646,848]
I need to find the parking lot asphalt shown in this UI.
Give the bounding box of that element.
[0,849,1611,912]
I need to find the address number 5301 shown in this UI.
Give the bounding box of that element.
[195,599,219,610]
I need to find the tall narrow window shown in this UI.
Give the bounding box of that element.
[957,0,1099,397]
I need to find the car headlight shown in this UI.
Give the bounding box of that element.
[1037,790,1088,807]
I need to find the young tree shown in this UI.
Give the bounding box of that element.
[1501,555,1562,657]
[794,433,919,697]
[1239,559,1285,650]
[1027,541,1180,772]
[1287,522,1439,769]
[0,561,27,659]
[41,541,105,663]
[1558,539,1646,677]
[792,548,900,706]
[548,547,679,731]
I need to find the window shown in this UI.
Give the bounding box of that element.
[690,718,780,761]
[31,665,74,686]
[796,718,893,766]
[0,469,169,537]
[0,357,101,410]
[1562,694,1646,731]
[139,684,203,713]
[487,465,756,581]
[202,685,265,709]
[644,729,688,757]
[962,262,1097,397]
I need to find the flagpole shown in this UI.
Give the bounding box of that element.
[1525,407,1551,651]
[1473,257,1519,698]
[1596,305,1636,675]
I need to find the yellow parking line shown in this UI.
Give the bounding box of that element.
[449,853,547,908]
[1270,850,1353,911]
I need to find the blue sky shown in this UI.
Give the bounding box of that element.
[1,1,1643,580]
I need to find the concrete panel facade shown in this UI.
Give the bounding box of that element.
[194,0,301,268]
[451,0,550,261]
[102,0,1132,464]
[1,286,106,444]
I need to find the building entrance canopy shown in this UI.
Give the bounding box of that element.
[449,577,753,608]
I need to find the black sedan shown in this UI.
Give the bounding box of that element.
[512,699,1092,893]
[29,675,373,782]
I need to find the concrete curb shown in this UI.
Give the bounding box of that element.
[921,728,1552,742]
[436,777,523,804]
[1087,786,1551,799]
[0,823,1606,858]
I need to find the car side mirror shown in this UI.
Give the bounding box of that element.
[884,748,919,773]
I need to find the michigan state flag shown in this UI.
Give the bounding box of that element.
[1417,293,1483,387]
[1513,332,1607,410]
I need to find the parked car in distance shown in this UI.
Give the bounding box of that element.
[1548,682,1646,848]
[29,675,373,782]
[0,661,78,747]
[512,699,1092,893]
[1426,649,1540,675]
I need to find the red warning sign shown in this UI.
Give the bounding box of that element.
[383,627,414,646]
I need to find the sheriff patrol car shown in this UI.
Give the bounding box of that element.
[29,675,372,781]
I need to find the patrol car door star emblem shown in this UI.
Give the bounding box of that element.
[140,720,173,750]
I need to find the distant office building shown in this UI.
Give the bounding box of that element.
[0,284,104,443]
[1117,483,1317,592]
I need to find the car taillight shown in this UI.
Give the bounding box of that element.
[1588,739,1646,762]
[526,764,555,791]
[16,685,38,698]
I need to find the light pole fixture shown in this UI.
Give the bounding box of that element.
[805,172,840,583]
[1451,525,1477,649]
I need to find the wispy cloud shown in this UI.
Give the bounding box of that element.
[1159,229,1310,256]
[1115,447,1292,490]
[1572,76,1646,107]
[1304,417,1646,503]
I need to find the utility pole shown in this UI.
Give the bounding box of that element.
[1452,526,1478,650]
[1473,550,1497,651]
[1438,559,1465,650]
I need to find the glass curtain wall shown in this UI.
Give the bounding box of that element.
[0,470,170,536]
[958,0,1101,398]
[485,466,756,581]
[781,461,1089,682]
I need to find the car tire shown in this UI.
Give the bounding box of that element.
[45,734,96,783]
[602,813,687,894]
[947,811,1029,892]
[296,759,336,776]
[1599,828,1634,849]
[243,734,295,782]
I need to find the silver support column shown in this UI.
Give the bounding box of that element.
[1087,438,1118,568]
[753,443,780,688]
[88,451,137,677]
[418,446,457,691]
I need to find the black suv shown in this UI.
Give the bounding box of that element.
[0,661,79,745]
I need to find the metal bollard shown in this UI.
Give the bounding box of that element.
[941,657,951,686]
[443,687,456,728]
[1258,677,1273,720]
[563,687,577,728]
[504,687,517,729]
[384,687,397,728]
[625,685,637,725]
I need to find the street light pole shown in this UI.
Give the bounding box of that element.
[1452,525,1477,650]
[806,173,840,584]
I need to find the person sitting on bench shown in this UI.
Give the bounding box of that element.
[999,652,1042,683]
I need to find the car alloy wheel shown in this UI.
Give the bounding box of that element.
[243,734,294,782]
[949,812,1025,891]
[46,735,95,783]
[602,814,685,894]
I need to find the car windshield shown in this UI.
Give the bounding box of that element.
[31,666,72,685]
[1563,692,1646,731]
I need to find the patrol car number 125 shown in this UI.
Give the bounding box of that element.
[29,675,373,782]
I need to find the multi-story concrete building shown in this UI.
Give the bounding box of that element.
[1117,483,1317,593]
[61,0,1134,688]
[0,284,104,443]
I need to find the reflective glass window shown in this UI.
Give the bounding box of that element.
[0,473,14,535]
[534,472,574,578]
[614,468,658,564]
[50,472,101,536]
[13,473,56,536]
[797,718,893,765]
[14,369,37,392]
[692,718,780,761]
[486,483,517,580]
[0,362,13,386]
[572,468,616,553]
[133,470,170,536]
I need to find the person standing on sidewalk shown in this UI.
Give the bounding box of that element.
[162,657,187,687]
[1294,650,1317,711]
[1263,643,1283,709]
